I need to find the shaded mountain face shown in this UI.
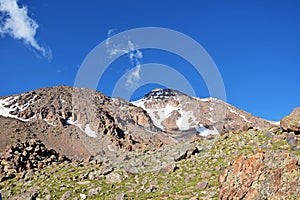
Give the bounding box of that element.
[132,88,271,134]
[0,86,173,160]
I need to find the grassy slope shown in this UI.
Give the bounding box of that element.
[1,127,297,199]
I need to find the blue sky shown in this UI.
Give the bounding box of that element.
[0,0,300,121]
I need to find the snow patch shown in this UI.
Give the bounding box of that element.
[132,99,179,130]
[270,121,280,126]
[196,125,219,137]
[0,95,37,122]
[200,98,210,102]
[176,109,197,130]
[133,98,199,131]
[84,124,97,138]
[228,106,252,123]
[59,95,65,103]
[146,104,178,130]
[66,117,97,138]
[131,99,144,108]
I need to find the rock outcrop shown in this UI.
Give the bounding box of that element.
[219,150,300,199]
[0,139,68,182]
[281,107,300,134]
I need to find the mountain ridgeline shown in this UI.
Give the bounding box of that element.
[0,86,271,158]
[1,86,300,199]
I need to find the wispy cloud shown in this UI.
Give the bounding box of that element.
[0,0,51,59]
[126,41,142,89]
[106,29,142,89]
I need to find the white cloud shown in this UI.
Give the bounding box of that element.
[126,65,141,89]
[106,30,143,89]
[126,41,142,89]
[0,0,51,59]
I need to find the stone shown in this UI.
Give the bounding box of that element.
[280,108,300,134]
[10,189,38,200]
[79,194,86,200]
[201,172,212,179]
[44,194,52,200]
[116,193,125,200]
[156,163,178,174]
[196,181,209,190]
[269,126,280,133]
[125,166,139,174]
[60,191,72,200]
[88,187,101,196]
[106,172,122,184]
[88,171,100,181]
[145,185,156,193]
[291,146,300,151]
[219,151,300,199]
[100,165,114,175]
[205,192,216,198]
[0,139,67,179]
[287,133,296,146]
[264,131,275,138]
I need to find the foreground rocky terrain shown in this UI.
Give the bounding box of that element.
[1,123,300,199]
[0,86,300,199]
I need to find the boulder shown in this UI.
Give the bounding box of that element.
[105,172,122,184]
[0,139,69,180]
[280,108,300,134]
[60,191,73,200]
[219,151,300,199]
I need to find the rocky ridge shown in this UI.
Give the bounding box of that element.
[133,88,271,134]
[0,86,174,160]
[1,86,300,199]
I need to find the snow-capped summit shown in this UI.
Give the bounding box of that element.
[132,88,271,134]
[143,88,182,100]
[133,88,210,132]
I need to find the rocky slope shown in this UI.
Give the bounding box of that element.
[2,86,299,199]
[0,139,69,182]
[133,88,271,134]
[0,86,174,160]
[1,117,300,199]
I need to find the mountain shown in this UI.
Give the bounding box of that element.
[0,86,273,161]
[0,86,174,160]
[133,88,271,135]
[1,86,300,199]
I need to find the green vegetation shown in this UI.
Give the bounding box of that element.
[1,128,299,199]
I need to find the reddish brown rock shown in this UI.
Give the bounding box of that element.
[162,110,180,132]
[219,151,300,199]
[0,139,69,181]
[281,107,300,134]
